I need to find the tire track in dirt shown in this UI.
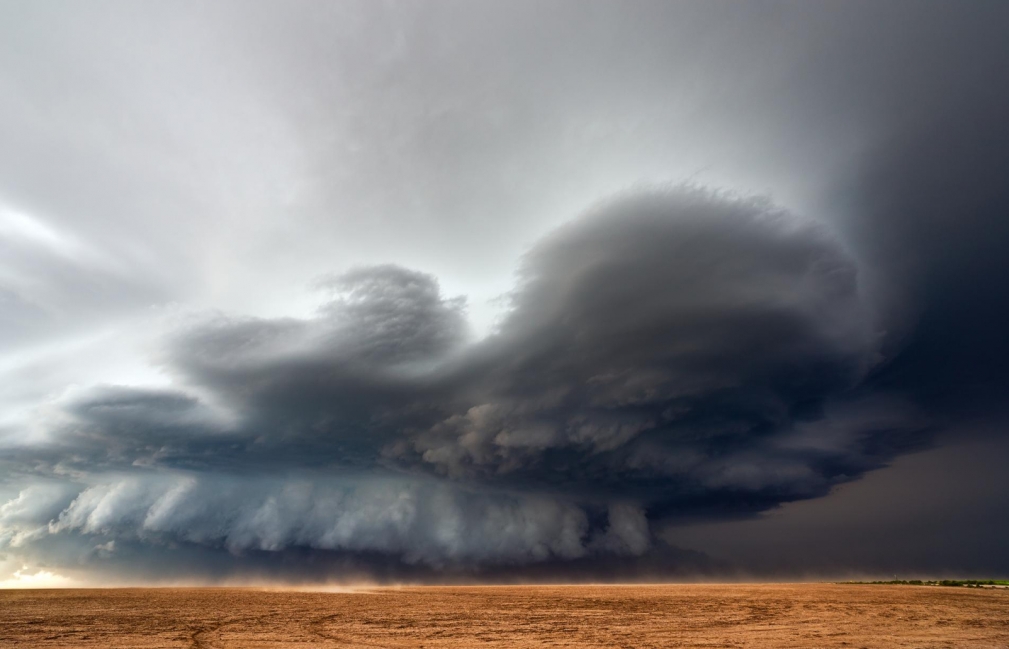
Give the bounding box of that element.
[188,625,216,649]
[188,616,260,649]
[308,613,403,649]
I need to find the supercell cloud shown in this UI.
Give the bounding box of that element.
[1,1,1008,583]
[0,190,916,578]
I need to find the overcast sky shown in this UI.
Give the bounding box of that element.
[1,0,1008,586]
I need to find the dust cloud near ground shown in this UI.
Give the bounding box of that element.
[1,584,1008,648]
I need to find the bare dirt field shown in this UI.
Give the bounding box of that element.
[1,583,1008,648]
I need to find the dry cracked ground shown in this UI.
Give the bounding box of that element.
[2,584,1008,648]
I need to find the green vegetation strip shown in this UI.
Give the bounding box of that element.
[841,580,1009,588]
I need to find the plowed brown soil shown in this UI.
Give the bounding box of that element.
[1,584,1008,648]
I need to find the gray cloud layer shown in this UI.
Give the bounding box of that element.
[1,1,1008,582]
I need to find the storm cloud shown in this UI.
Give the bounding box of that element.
[1,1,1008,583]
[1,189,924,578]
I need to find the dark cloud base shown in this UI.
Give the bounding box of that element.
[11,534,731,586]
